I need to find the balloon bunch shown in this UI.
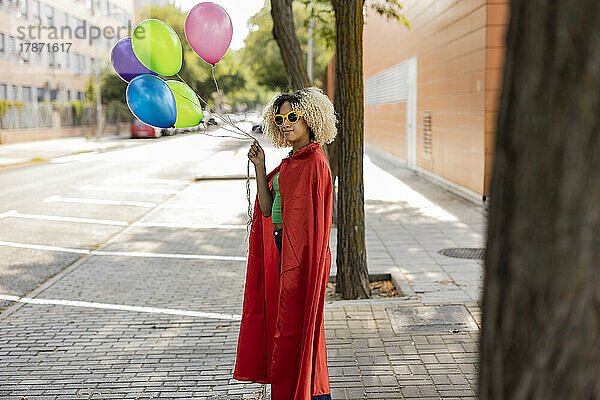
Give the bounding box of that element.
[110,2,257,238]
[110,2,255,142]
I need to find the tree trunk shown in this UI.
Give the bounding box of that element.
[332,0,370,299]
[325,55,339,225]
[325,138,339,224]
[270,0,310,90]
[480,1,600,398]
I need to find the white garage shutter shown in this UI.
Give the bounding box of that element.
[365,61,409,104]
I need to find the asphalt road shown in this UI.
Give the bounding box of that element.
[0,125,276,313]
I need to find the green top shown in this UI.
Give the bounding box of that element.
[271,146,306,224]
[271,171,283,224]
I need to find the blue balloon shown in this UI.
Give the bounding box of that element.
[126,74,177,128]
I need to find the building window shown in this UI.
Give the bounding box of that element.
[11,85,18,101]
[22,86,32,102]
[50,89,57,102]
[30,0,39,21]
[65,51,71,70]
[48,50,55,67]
[77,91,83,101]
[44,4,54,26]
[16,0,27,18]
[0,84,7,100]
[0,33,5,57]
[8,35,15,60]
[72,17,81,30]
[37,87,45,102]
[17,39,30,63]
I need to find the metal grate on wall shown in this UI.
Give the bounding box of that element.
[423,111,432,159]
[365,61,409,105]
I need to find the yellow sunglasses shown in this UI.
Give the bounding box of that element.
[274,110,303,126]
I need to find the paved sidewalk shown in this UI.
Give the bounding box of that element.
[0,134,137,167]
[0,132,486,399]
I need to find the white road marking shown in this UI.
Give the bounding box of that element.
[0,241,246,261]
[132,221,247,230]
[0,210,17,219]
[0,294,241,321]
[92,250,246,261]
[158,203,219,210]
[2,211,128,226]
[80,184,180,195]
[106,178,190,185]
[0,241,90,254]
[1,210,245,230]
[43,195,156,208]
[50,153,99,163]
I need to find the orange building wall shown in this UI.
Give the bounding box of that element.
[364,0,499,195]
[365,103,408,158]
[484,1,509,195]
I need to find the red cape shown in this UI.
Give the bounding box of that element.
[233,143,333,400]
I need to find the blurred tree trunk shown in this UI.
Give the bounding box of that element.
[332,0,370,299]
[270,0,310,90]
[480,0,600,398]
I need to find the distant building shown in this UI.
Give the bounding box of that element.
[135,0,168,8]
[0,0,137,142]
[134,0,168,21]
[0,0,134,104]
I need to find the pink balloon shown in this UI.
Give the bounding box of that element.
[185,2,233,65]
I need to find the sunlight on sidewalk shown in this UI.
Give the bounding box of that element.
[363,154,458,222]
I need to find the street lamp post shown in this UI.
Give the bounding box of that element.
[307,0,314,84]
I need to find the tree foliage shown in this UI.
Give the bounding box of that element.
[243,1,335,92]
[298,0,409,49]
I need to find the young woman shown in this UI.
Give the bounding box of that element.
[233,87,337,400]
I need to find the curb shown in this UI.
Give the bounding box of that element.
[325,269,419,307]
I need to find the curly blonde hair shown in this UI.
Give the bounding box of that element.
[261,87,337,147]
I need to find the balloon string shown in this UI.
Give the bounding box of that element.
[175,73,255,140]
[211,64,220,94]
[202,131,250,140]
[168,87,250,140]
[246,158,252,242]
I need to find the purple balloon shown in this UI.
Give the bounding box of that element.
[111,38,158,82]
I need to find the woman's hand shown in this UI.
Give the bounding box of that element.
[248,140,265,167]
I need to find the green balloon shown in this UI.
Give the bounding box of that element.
[132,19,182,76]
[166,81,203,128]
